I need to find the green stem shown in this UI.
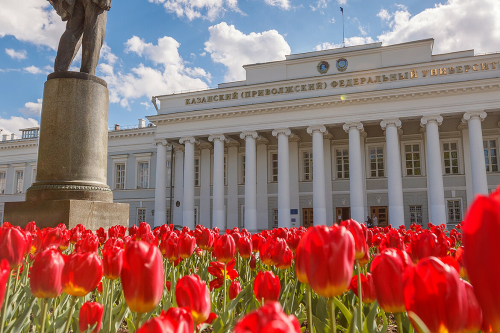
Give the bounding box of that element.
[172,265,177,307]
[40,299,49,333]
[14,268,20,293]
[108,281,114,333]
[223,263,227,313]
[135,312,143,332]
[0,270,12,333]
[329,298,336,333]
[396,313,403,333]
[306,284,313,333]
[62,296,77,333]
[356,260,363,333]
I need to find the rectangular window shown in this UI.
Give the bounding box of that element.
[271,153,278,182]
[443,142,459,174]
[0,172,5,194]
[336,148,349,179]
[405,144,421,176]
[15,171,23,194]
[194,206,199,225]
[272,209,278,229]
[137,208,146,224]
[447,200,462,224]
[303,151,313,181]
[115,163,125,189]
[369,146,384,177]
[484,140,498,173]
[194,158,200,187]
[409,205,423,225]
[137,162,149,188]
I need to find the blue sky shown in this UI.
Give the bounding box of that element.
[0,0,499,135]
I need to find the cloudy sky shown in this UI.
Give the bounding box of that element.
[0,0,499,135]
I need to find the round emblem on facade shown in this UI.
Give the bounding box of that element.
[317,61,330,74]
[336,58,348,72]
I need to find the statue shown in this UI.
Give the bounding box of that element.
[48,0,112,75]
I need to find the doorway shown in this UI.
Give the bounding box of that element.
[371,206,388,227]
[302,208,314,228]
[336,207,351,223]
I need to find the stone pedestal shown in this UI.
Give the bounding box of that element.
[4,72,129,229]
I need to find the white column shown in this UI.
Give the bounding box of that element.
[307,125,327,225]
[459,124,474,206]
[226,141,239,229]
[240,131,258,231]
[343,122,365,223]
[173,146,184,226]
[256,138,269,230]
[209,134,226,230]
[289,135,301,227]
[421,115,447,224]
[272,129,291,228]
[381,119,405,228]
[154,139,169,228]
[180,137,198,229]
[323,133,334,225]
[199,142,211,228]
[462,111,489,196]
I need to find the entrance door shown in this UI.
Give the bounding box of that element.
[302,208,314,228]
[336,207,351,223]
[371,206,388,227]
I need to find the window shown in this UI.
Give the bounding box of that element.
[272,209,278,228]
[115,163,125,189]
[443,142,459,174]
[194,206,199,225]
[0,172,5,194]
[137,208,146,224]
[303,151,313,181]
[409,205,423,225]
[405,144,421,176]
[137,162,149,188]
[447,200,462,224]
[336,148,349,179]
[271,153,278,182]
[369,146,384,177]
[194,158,200,187]
[484,139,498,173]
[15,171,23,193]
[166,208,171,224]
[21,128,39,139]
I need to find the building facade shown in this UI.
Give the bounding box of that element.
[1,39,499,230]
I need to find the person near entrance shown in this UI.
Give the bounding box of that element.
[372,214,378,227]
[367,216,373,228]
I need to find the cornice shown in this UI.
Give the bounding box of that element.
[0,140,38,150]
[108,128,156,139]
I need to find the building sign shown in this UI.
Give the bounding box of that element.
[336,58,348,72]
[317,61,330,74]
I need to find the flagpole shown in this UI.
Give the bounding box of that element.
[342,9,345,47]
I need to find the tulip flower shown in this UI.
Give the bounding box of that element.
[178,233,196,259]
[254,271,280,304]
[96,282,103,294]
[162,233,179,262]
[249,255,257,270]
[251,234,264,253]
[276,247,293,270]
[233,302,301,333]
[79,302,104,333]
[81,233,99,253]
[340,219,366,260]
[0,260,9,311]
[136,316,174,333]
[102,245,123,280]
[30,248,65,298]
[237,236,252,259]
[403,257,467,333]
[196,228,214,251]
[462,188,500,331]
[62,252,103,297]
[229,280,241,300]
[462,280,482,333]
[207,259,238,290]
[214,234,236,263]
[349,273,376,304]
[0,227,28,269]
[260,237,287,266]
[121,241,164,313]
[175,274,211,324]
[163,307,194,333]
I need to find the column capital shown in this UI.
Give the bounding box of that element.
[226,137,240,147]
[208,134,226,142]
[380,119,402,130]
[240,131,259,140]
[323,131,333,140]
[462,111,487,123]
[179,137,199,145]
[272,128,291,137]
[288,133,301,142]
[343,122,363,133]
[153,138,169,146]
[420,115,443,127]
[307,125,326,135]
[173,144,185,152]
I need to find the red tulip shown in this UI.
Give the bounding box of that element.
[207,259,238,291]
[30,248,64,298]
[102,245,123,280]
[96,282,103,294]
[349,273,376,304]
[79,301,104,333]
[0,227,28,269]
[121,241,164,313]
[254,271,280,304]
[162,233,179,262]
[276,247,293,270]
[196,228,214,251]
[238,236,253,259]
[340,219,366,260]
[251,234,264,253]
[403,257,467,333]
[214,234,236,263]
[176,274,211,324]
[163,307,194,333]
[462,280,482,333]
[178,233,196,259]
[62,252,103,296]
[41,228,62,251]
[166,281,171,292]
[260,237,287,266]
[229,280,241,300]
[249,255,257,270]
[233,302,301,333]
[371,248,412,313]
[81,233,99,253]
[0,260,9,311]
[462,188,500,331]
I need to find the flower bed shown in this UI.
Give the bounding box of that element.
[0,187,498,333]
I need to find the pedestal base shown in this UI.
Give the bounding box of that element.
[4,199,129,230]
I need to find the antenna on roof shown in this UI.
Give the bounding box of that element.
[340,7,345,47]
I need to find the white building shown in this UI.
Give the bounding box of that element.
[1,39,499,230]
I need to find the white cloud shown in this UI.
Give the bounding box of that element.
[314,36,375,50]
[140,102,152,109]
[147,0,240,21]
[310,0,328,12]
[5,49,27,60]
[19,99,43,117]
[0,0,65,50]
[0,116,39,137]
[204,22,291,82]
[330,17,335,23]
[24,65,44,74]
[264,0,290,10]
[377,8,391,21]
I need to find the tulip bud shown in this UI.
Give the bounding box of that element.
[462,280,482,333]
[178,233,196,259]
[237,237,252,259]
[340,219,366,260]
[197,228,214,251]
[175,274,211,324]
[214,234,236,263]
[163,306,194,333]
[30,248,65,298]
[349,273,376,304]
[102,245,123,280]
[96,282,103,294]
[234,302,301,333]
[79,302,104,333]
[0,227,28,269]
[276,247,293,270]
[229,280,241,300]
[254,271,280,304]
[62,252,103,297]
[249,255,256,270]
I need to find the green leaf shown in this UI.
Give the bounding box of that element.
[312,314,330,333]
[333,297,353,323]
[4,296,36,333]
[407,312,430,333]
[348,308,357,333]
[126,317,135,332]
[363,301,378,333]
[375,309,388,333]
